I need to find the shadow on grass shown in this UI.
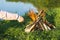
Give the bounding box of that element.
[46,9,56,25]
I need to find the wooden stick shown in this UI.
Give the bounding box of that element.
[25,22,35,33]
[44,20,56,29]
[25,10,56,33]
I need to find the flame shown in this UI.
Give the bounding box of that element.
[28,10,46,22]
[28,10,37,21]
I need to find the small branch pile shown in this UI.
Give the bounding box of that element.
[25,10,56,33]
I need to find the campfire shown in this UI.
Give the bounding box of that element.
[25,10,56,33]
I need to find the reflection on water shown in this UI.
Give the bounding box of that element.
[0,0,38,16]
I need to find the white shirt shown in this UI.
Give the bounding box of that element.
[0,10,18,20]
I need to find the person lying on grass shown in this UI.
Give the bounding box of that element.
[0,10,24,22]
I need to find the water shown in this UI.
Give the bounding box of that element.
[0,0,38,16]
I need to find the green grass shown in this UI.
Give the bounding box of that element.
[0,0,60,40]
[0,9,60,40]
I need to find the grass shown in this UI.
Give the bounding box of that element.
[0,0,60,40]
[0,8,60,40]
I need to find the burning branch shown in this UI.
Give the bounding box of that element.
[25,10,56,33]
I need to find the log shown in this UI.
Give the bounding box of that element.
[44,20,56,29]
[25,10,42,33]
[25,10,56,33]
